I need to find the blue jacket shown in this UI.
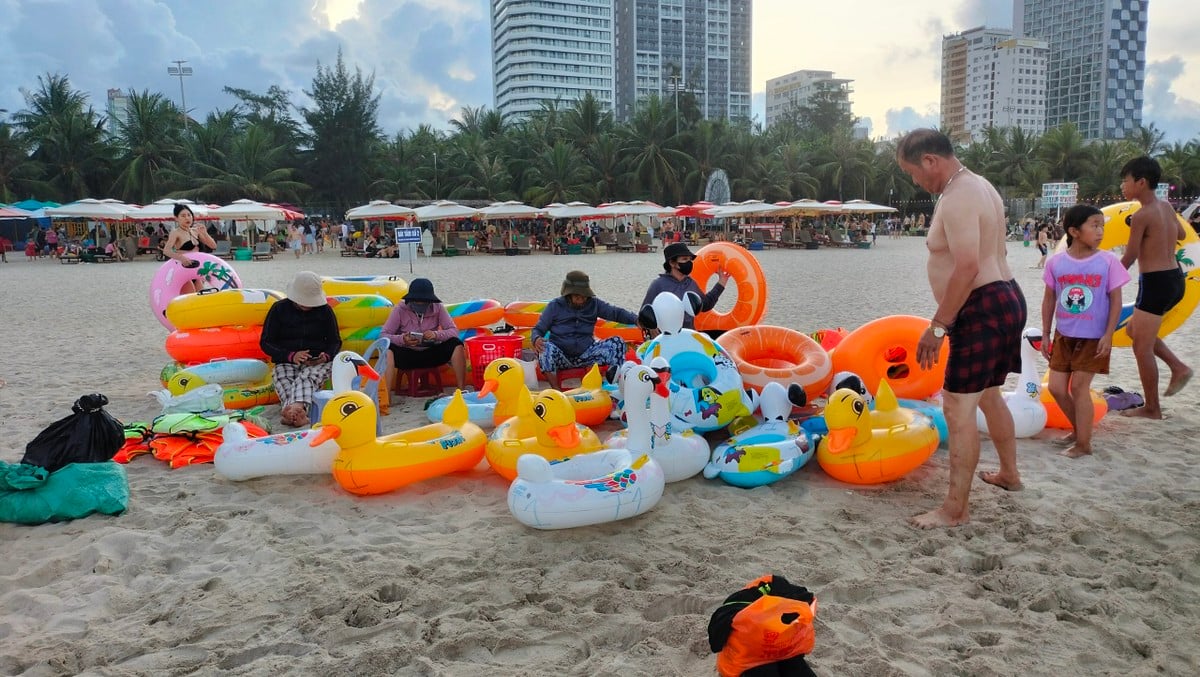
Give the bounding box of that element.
[640,274,725,329]
[533,296,638,358]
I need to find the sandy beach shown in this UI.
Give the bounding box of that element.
[1,238,1197,676]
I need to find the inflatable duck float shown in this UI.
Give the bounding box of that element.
[309,388,486,496]
[215,352,378,481]
[607,361,710,482]
[159,358,277,410]
[817,379,939,485]
[706,382,813,488]
[486,388,604,481]
[636,291,753,432]
[976,327,1048,438]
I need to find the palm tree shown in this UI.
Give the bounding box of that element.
[986,127,1043,198]
[815,127,874,200]
[15,73,111,200]
[619,96,693,204]
[775,141,820,199]
[562,93,611,152]
[180,122,307,203]
[1125,123,1166,157]
[370,131,423,200]
[1040,121,1090,181]
[1079,139,1133,199]
[682,119,733,201]
[111,90,185,203]
[588,135,625,203]
[524,141,595,205]
[0,122,50,203]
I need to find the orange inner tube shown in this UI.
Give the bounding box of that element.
[717,325,832,401]
[830,315,947,400]
[689,242,768,332]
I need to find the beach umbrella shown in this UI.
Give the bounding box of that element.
[841,199,898,213]
[11,199,57,211]
[545,201,605,220]
[413,200,479,222]
[345,200,415,221]
[599,200,676,217]
[672,201,715,218]
[477,200,546,219]
[130,199,214,221]
[703,200,784,218]
[265,203,306,220]
[210,199,287,220]
[0,206,35,219]
[45,199,137,220]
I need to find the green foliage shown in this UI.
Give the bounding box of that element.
[6,66,1200,213]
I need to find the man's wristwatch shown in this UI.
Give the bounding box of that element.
[930,321,948,339]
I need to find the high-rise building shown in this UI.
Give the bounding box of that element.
[1014,0,1146,140]
[764,69,853,129]
[941,27,1049,143]
[105,88,132,138]
[491,0,616,121]
[613,0,752,123]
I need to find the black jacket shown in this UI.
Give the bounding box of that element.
[259,300,341,364]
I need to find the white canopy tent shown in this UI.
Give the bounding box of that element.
[545,201,607,220]
[345,200,416,221]
[840,199,898,213]
[45,199,138,220]
[130,199,213,221]
[208,200,290,245]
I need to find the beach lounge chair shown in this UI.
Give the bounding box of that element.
[251,242,274,260]
[213,241,233,259]
[615,232,635,251]
[637,233,657,252]
[596,231,617,251]
[454,236,474,255]
[515,234,533,254]
[798,230,819,250]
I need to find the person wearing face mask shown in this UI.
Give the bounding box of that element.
[380,278,467,391]
[532,271,639,390]
[641,242,730,336]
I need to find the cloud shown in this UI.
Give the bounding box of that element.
[884,107,940,138]
[1143,57,1200,143]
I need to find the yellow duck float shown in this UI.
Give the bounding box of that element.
[309,389,486,496]
[817,379,939,485]
[478,357,613,427]
[486,388,603,481]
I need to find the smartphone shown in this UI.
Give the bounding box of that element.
[407,331,423,339]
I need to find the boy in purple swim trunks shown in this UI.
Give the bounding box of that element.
[1118,157,1193,419]
[896,129,1025,530]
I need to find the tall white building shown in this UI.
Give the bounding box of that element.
[613,0,752,122]
[941,27,1047,143]
[105,88,132,137]
[491,0,616,121]
[764,70,853,129]
[1015,0,1146,140]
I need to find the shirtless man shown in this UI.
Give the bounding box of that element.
[896,129,1025,529]
[1118,157,1192,418]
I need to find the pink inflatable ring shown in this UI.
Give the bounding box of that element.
[150,253,242,330]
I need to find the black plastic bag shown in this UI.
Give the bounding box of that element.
[22,394,125,473]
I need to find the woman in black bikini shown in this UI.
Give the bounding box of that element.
[162,203,217,293]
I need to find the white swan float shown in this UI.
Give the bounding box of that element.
[607,361,710,482]
[214,351,379,481]
[506,448,665,530]
[976,327,1047,439]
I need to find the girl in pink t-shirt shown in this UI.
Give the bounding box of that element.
[1041,205,1130,458]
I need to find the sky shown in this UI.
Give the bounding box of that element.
[0,0,1196,142]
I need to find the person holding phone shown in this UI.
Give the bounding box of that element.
[380,278,467,392]
[260,271,341,427]
[161,203,217,292]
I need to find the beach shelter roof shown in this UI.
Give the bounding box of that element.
[209,199,287,220]
[413,200,480,222]
[545,201,606,220]
[478,200,546,220]
[673,201,714,218]
[345,200,415,221]
[265,203,306,220]
[45,199,137,220]
[840,199,898,213]
[772,199,845,217]
[599,200,676,217]
[703,200,784,218]
[131,199,214,221]
[0,206,36,219]
[10,199,59,211]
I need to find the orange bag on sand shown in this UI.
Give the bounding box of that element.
[708,575,817,677]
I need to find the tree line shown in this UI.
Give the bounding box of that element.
[2,52,1198,217]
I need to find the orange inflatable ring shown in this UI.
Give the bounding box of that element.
[689,242,768,332]
[830,315,947,400]
[717,325,833,401]
[504,300,548,328]
[446,299,505,329]
[1039,376,1108,430]
[595,320,644,344]
[165,325,267,364]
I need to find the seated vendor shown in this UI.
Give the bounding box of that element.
[380,278,467,391]
[259,271,341,427]
[532,270,638,390]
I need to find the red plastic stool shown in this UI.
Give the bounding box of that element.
[552,366,591,390]
[394,368,444,397]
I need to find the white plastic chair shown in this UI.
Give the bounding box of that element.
[309,338,391,434]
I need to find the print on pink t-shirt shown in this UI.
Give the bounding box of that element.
[1043,250,1131,339]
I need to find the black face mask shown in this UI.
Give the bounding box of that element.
[676,261,694,275]
[407,302,430,315]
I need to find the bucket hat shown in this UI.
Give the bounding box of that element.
[286,271,327,307]
[560,270,594,298]
[662,242,696,271]
[405,278,441,303]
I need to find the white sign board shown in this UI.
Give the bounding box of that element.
[1040,182,1078,209]
[1155,183,1170,200]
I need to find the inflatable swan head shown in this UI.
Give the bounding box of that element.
[638,291,702,336]
[330,350,380,393]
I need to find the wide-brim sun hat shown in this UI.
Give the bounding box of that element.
[662,241,696,271]
[405,277,441,303]
[287,271,328,307]
[560,270,595,298]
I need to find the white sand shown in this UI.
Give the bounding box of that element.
[1,239,1197,676]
